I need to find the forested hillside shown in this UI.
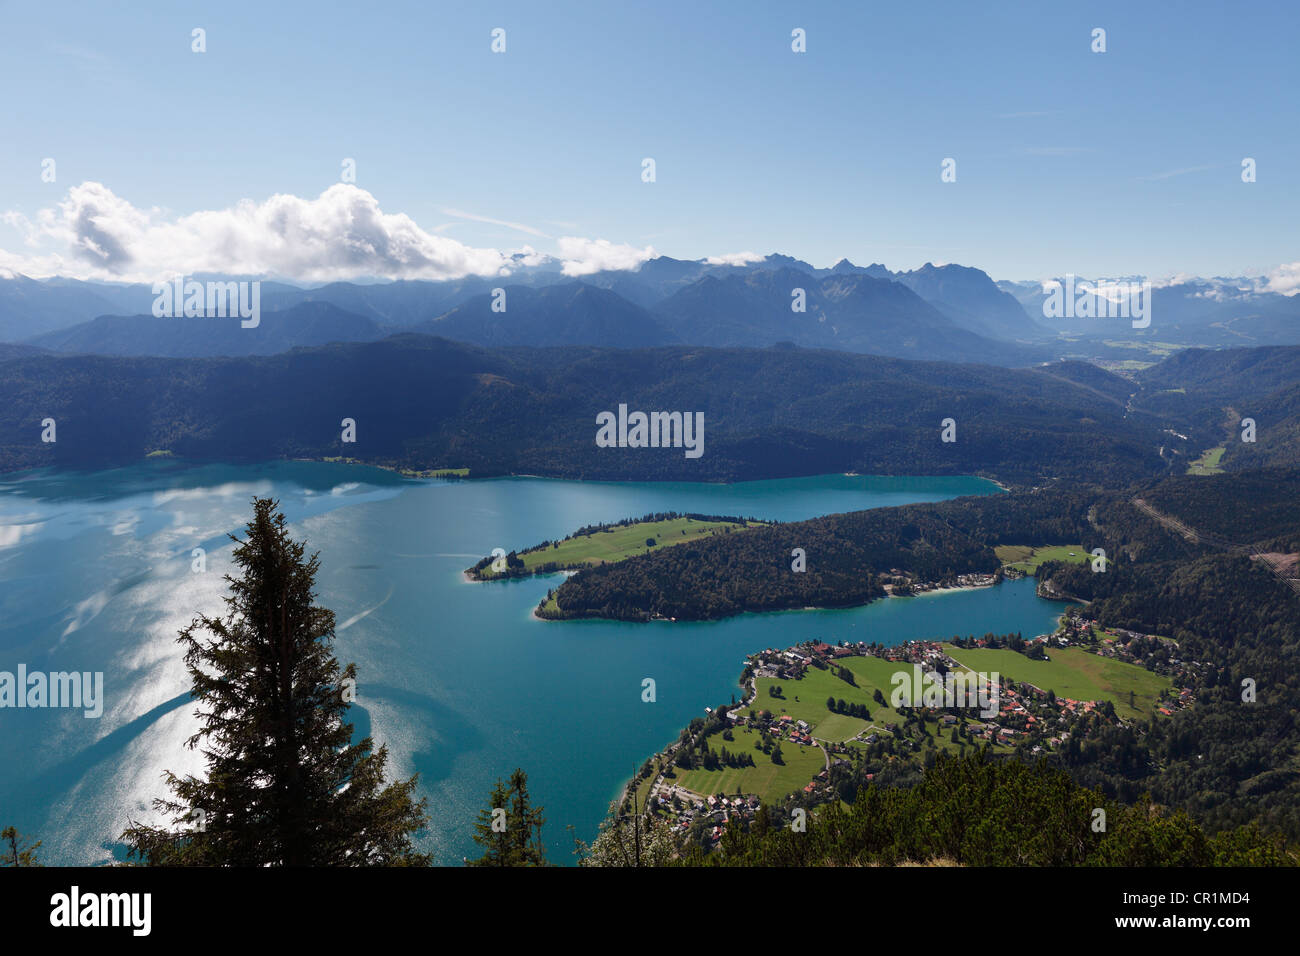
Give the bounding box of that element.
[543,488,1098,620]
[681,752,1291,866]
[546,469,1299,623]
[1133,346,1300,470]
[0,336,1171,484]
[1042,551,1300,837]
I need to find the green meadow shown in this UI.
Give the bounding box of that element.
[836,656,987,755]
[478,515,758,579]
[945,645,1171,720]
[748,662,879,742]
[995,543,1088,572]
[670,726,826,802]
[1188,446,1226,475]
[751,656,982,755]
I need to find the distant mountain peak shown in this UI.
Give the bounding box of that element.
[761,253,819,273]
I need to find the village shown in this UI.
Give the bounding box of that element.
[631,613,1196,851]
[883,569,1001,595]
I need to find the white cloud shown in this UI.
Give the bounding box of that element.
[1,182,515,282]
[508,244,554,269]
[556,237,655,276]
[0,183,675,284]
[704,251,763,267]
[1265,261,1300,296]
[1040,271,1300,300]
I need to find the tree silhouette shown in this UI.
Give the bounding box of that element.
[121,497,429,866]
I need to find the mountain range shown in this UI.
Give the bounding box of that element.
[4,256,1297,367]
[25,301,385,357]
[0,256,1056,366]
[1000,276,1300,348]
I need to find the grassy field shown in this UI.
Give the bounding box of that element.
[945,645,1171,720]
[1188,446,1226,475]
[836,656,981,755]
[670,726,826,801]
[994,543,1088,572]
[814,711,870,742]
[750,656,979,756]
[477,515,758,579]
[749,664,877,742]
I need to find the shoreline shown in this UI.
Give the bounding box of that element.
[539,575,1064,625]
[906,582,995,598]
[614,584,1075,820]
[298,458,1011,490]
[0,455,1015,490]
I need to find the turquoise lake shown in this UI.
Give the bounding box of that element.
[0,461,1068,865]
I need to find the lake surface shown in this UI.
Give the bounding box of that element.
[0,461,1066,865]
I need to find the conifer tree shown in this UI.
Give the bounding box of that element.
[468,768,548,866]
[121,497,430,866]
[468,778,512,865]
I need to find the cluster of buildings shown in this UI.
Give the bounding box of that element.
[912,572,1000,593]
[884,569,1001,594]
[740,712,816,747]
[649,784,762,847]
[748,640,863,682]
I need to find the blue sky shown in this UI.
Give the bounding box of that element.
[1,0,1297,282]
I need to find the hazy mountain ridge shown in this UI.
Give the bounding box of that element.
[1002,276,1300,347]
[893,262,1051,341]
[26,301,385,358]
[5,258,1296,365]
[0,256,1043,355]
[415,282,679,348]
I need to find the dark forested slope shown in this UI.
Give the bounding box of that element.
[0,337,1172,484]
